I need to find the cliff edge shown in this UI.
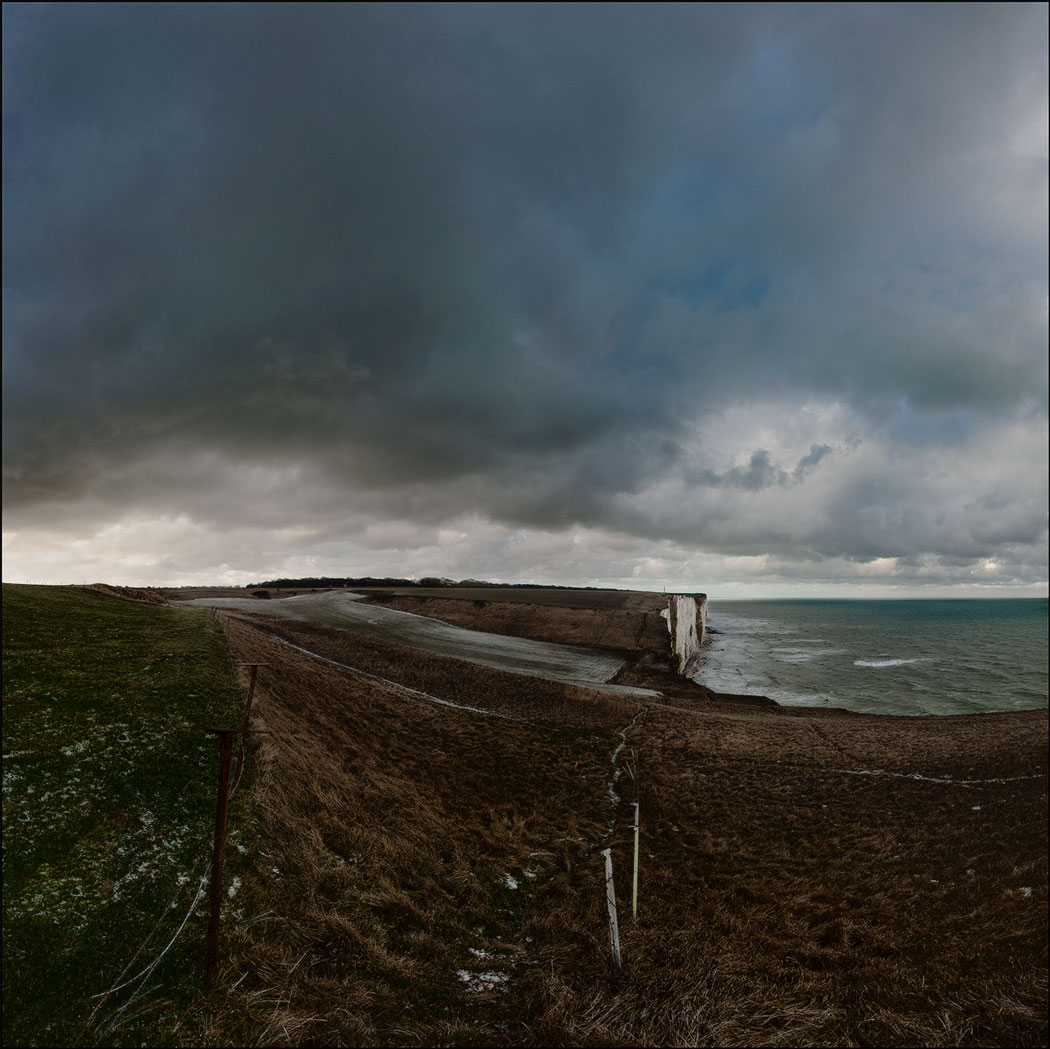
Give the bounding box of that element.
[662,593,707,673]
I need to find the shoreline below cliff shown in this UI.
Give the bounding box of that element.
[696,596,1048,717]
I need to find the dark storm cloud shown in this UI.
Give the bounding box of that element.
[3,3,1047,586]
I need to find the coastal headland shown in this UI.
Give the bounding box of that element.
[5,582,1047,1046]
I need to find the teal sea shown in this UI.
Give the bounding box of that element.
[694,599,1048,716]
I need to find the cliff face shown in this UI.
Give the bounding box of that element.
[662,593,707,674]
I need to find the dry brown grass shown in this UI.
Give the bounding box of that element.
[363,592,672,656]
[195,608,1046,1047]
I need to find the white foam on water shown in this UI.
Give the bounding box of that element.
[761,689,844,707]
[695,606,937,713]
[771,647,847,664]
[696,598,1046,716]
[853,658,924,668]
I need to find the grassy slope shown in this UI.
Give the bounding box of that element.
[210,612,1047,1048]
[204,614,634,1047]
[4,586,1046,1047]
[2,585,247,1046]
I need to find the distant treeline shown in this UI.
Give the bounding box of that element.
[245,576,604,591]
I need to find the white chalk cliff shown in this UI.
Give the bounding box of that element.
[660,593,707,674]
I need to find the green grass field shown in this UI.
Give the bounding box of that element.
[2,585,248,1046]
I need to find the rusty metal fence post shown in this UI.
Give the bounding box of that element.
[203,728,235,989]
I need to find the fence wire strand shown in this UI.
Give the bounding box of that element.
[78,640,255,1045]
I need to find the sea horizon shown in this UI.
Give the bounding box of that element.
[697,597,1048,717]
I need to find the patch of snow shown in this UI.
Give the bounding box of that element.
[456,969,509,992]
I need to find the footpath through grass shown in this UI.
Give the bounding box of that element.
[2,584,248,1046]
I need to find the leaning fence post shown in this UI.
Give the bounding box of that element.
[233,663,269,783]
[197,722,278,990]
[601,847,622,975]
[204,728,235,989]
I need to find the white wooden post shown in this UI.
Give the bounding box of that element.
[632,801,640,921]
[602,847,622,974]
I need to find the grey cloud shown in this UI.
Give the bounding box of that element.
[793,444,833,481]
[693,450,789,491]
[690,444,835,490]
[3,3,1047,589]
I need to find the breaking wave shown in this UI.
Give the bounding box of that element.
[853,657,925,668]
[696,598,1047,716]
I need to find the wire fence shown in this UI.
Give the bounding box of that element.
[75,649,260,1046]
[80,608,661,1036]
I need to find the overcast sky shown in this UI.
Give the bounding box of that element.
[3,3,1047,596]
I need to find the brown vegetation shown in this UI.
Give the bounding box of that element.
[363,592,672,655]
[196,598,1047,1047]
[85,582,169,605]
